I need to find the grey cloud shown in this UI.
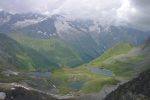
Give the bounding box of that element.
[117,0,150,31]
[131,0,150,14]
[0,0,150,31]
[0,0,65,14]
[129,0,150,31]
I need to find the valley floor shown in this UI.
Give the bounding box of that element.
[0,38,150,100]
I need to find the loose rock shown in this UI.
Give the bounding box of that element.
[0,92,6,100]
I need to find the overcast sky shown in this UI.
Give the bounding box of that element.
[0,0,150,31]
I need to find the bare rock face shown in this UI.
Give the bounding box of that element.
[0,85,76,100]
[104,69,150,100]
[0,92,6,100]
[0,87,58,100]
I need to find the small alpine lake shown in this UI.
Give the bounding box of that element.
[68,81,85,90]
[31,72,52,77]
[90,68,113,75]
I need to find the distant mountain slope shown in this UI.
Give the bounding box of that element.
[10,34,83,67]
[90,42,133,64]
[105,69,150,100]
[0,33,58,71]
[16,15,150,67]
[1,11,150,64]
[0,11,45,33]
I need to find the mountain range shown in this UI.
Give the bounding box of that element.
[0,10,150,100]
[0,10,150,68]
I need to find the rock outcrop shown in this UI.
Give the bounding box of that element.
[105,69,150,100]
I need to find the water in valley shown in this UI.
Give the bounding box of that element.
[68,81,85,90]
[31,72,52,77]
[91,68,113,75]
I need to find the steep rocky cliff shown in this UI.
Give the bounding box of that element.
[105,69,150,100]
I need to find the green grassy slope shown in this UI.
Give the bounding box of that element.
[50,41,150,94]
[49,42,133,94]
[81,41,150,78]
[10,34,83,67]
[90,42,133,65]
[50,67,118,95]
[1,32,149,96]
[0,33,58,71]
